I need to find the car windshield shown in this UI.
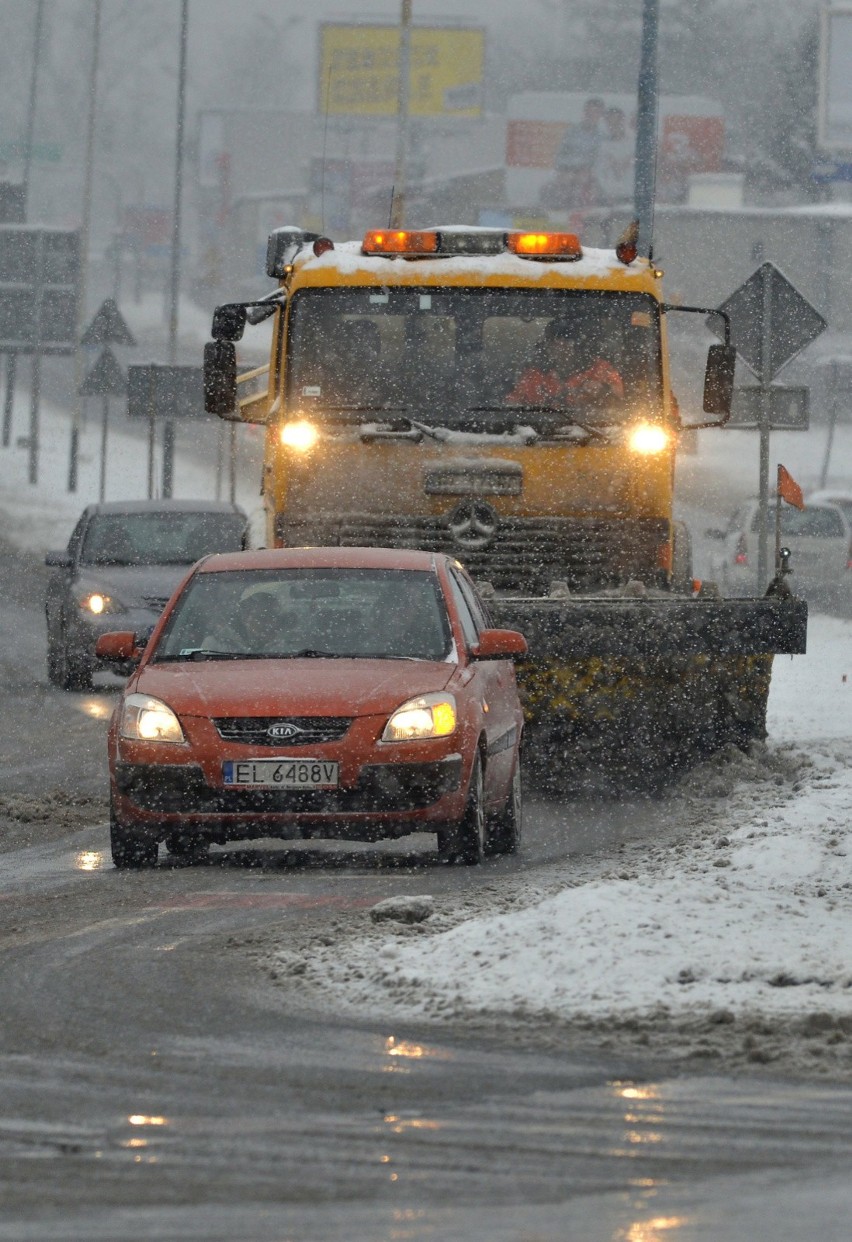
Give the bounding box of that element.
[79,511,246,566]
[286,288,662,433]
[749,506,847,537]
[153,567,453,662]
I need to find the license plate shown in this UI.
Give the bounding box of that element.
[223,759,339,788]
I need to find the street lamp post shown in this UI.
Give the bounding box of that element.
[162,0,189,499]
[68,0,102,493]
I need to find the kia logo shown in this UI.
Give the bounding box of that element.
[267,722,305,739]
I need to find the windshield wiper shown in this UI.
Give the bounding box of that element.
[168,650,270,661]
[469,405,609,440]
[313,404,409,413]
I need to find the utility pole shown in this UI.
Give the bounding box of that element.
[389,0,412,229]
[22,0,45,213]
[634,0,659,260]
[162,0,189,499]
[3,0,45,450]
[68,0,102,492]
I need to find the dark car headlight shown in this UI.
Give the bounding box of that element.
[77,590,125,616]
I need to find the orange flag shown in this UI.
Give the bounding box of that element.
[777,464,805,510]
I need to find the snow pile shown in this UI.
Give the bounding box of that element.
[269,617,852,1075]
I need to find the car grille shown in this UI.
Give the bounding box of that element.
[212,717,353,746]
[279,515,668,591]
[141,595,172,611]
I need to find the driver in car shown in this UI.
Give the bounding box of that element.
[506,318,624,409]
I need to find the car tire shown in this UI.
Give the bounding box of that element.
[50,618,94,692]
[437,752,485,866]
[110,799,159,869]
[164,831,209,860]
[485,760,522,857]
[46,614,64,687]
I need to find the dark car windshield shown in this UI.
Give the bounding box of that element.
[79,511,246,567]
[749,506,847,537]
[286,287,662,432]
[153,567,453,662]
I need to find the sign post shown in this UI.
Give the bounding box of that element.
[712,263,826,591]
[0,226,80,483]
[127,363,205,497]
[80,346,127,501]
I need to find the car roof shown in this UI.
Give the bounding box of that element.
[806,490,852,504]
[196,546,445,574]
[83,499,246,517]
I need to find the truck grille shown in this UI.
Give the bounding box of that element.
[213,717,353,746]
[280,515,668,591]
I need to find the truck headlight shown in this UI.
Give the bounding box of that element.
[280,420,319,452]
[120,693,185,743]
[627,422,670,454]
[382,693,457,741]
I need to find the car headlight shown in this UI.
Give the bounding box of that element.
[627,422,670,454]
[120,693,185,743]
[382,693,457,742]
[78,591,123,615]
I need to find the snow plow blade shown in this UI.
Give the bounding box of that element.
[488,595,807,789]
[489,596,808,659]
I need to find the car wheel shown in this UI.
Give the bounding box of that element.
[46,614,64,687]
[52,620,94,692]
[110,799,159,870]
[485,760,522,857]
[437,752,485,866]
[164,831,209,860]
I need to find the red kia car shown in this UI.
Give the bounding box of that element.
[98,547,526,869]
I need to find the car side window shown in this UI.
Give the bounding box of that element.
[445,571,480,649]
[68,514,88,559]
[452,567,493,631]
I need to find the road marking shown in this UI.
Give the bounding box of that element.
[149,892,375,911]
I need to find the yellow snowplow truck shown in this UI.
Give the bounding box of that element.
[204,225,807,787]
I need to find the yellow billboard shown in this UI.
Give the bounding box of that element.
[319,24,484,118]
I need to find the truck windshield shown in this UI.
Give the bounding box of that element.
[286,288,662,431]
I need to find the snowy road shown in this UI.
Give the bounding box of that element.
[1,541,852,1238]
[2,377,851,1237]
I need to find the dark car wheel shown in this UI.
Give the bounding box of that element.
[164,831,210,861]
[110,799,159,870]
[437,752,485,866]
[46,621,64,687]
[48,616,94,692]
[485,760,522,857]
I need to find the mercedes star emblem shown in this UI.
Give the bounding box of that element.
[448,499,499,550]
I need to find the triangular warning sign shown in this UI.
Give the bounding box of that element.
[80,297,136,347]
[80,346,127,397]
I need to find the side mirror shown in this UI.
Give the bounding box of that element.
[203,340,238,416]
[211,303,247,342]
[45,550,72,568]
[470,628,528,660]
[703,343,736,417]
[95,630,145,664]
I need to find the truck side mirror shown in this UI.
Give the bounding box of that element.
[211,303,247,341]
[703,343,736,417]
[203,340,237,416]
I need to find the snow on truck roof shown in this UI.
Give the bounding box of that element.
[291,238,653,288]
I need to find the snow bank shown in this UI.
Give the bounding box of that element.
[269,616,852,1076]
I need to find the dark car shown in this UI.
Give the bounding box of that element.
[95,546,527,869]
[45,500,249,691]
